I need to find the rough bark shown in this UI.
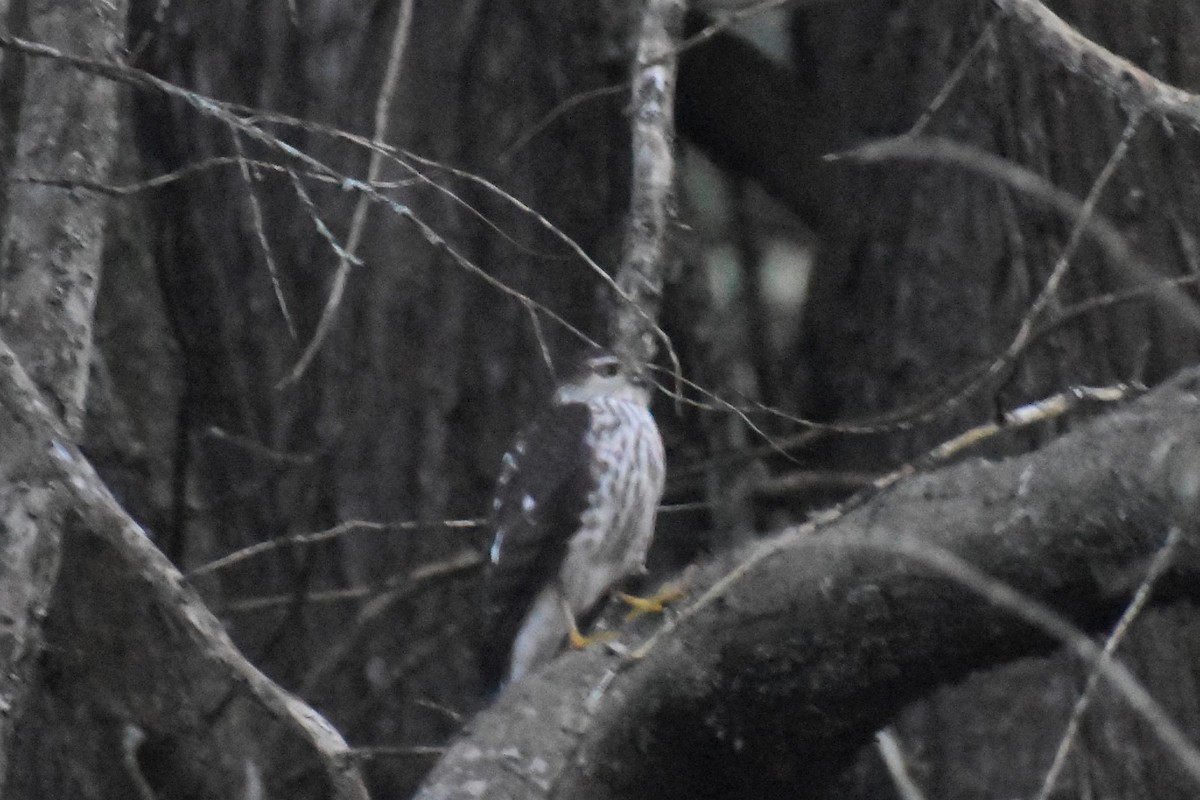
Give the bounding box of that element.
[611,0,683,367]
[0,0,125,792]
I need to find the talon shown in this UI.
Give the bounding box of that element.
[569,627,617,649]
[618,580,688,622]
[562,594,618,649]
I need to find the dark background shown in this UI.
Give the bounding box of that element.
[2,0,1200,798]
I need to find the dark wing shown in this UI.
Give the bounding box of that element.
[481,401,593,681]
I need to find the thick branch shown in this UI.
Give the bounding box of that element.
[995,0,1200,132]
[417,368,1200,800]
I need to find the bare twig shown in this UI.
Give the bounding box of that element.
[656,129,1188,456]
[670,380,1134,483]
[281,0,416,386]
[909,18,997,136]
[1034,526,1183,800]
[232,130,297,339]
[1037,272,1200,340]
[18,156,418,195]
[287,168,363,267]
[677,0,797,55]
[826,132,1200,436]
[1005,115,1143,364]
[299,549,483,696]
[0,33,678,386]
[219,549,482,615]
[189,517,482,578]
[200,425,323,467]
[348,745,445,760]
[498,84,624,164]
[868,384,1137,492]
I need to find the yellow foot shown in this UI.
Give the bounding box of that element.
[617,579,689,622]
[568,627,618,650]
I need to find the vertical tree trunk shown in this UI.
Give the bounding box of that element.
[0,0,125,793]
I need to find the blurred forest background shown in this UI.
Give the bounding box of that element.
[2,0,1200,798]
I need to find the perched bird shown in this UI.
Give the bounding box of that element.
[482,349,667,686]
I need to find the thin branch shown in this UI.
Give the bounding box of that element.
[1034,526,1183,800]
[822,132,1200,435]
[219,549,482,615]
[287,168,363,268]
[1004,114,1143,367]
[670,380,1133,485]
[1036,272,1200,340]
[0,33,596,388]
[232,130,297,339]
[299,549,483,696]
[909,18,997,136]
[17,157,419,195]
[348,745,445,761]
[281,0,416,386]
[678,0,803,58]
[658,128,1190,456]
[200,425,323,467]
[868,384,1137,493]
[188,517,483,578]
[0,33,680,386]
[498,84,625,164]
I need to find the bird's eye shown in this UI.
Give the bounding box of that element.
[596,360,621,378]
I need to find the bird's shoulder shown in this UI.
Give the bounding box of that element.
[488,400,595,561]
[494,401,592,491]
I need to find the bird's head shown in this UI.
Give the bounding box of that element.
[553,349,652,406]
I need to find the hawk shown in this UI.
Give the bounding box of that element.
[483,349,667,686]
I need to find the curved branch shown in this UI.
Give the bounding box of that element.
[417,367,1200,800]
